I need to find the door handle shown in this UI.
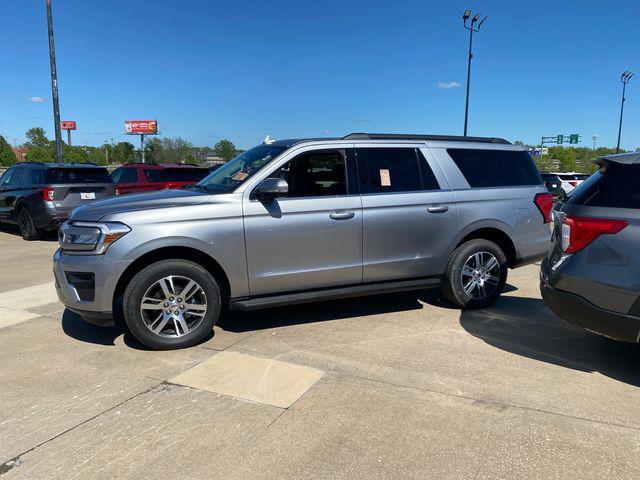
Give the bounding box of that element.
[330,211,355,220]
[427,205,449,214]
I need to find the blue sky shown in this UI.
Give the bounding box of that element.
[2,0,639,150]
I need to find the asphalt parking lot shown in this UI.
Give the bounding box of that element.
[1,227,639,479]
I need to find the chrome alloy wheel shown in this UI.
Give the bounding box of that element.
[460,251,501,300]
[139,275,207,338]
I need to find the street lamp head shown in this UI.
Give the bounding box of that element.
[621,71,634,83]
[472,13,481,23]
[463,10,471,20]
[477,16,487,29]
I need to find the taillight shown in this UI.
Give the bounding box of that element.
[533,193,553,223]
[561,215,629,254]
[40,187,54,201]
[569,181,578,187]
[115,185,121,195]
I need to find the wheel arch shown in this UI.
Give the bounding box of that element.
[454,226,517,268]
[112,246,232,312]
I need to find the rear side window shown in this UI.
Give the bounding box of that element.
[447,148,542,188]
[361,148,440,193]
[111,168,138,183]
[159,168,208,182]
[47,168,112,184]
[566,164,640,209]
[143,169,162,182]
[29,169,45,184]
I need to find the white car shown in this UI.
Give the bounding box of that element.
[556,172,588,194]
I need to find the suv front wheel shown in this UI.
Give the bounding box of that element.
[441,239,508,309]
[123,259,221,350]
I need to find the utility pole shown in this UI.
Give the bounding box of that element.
[46,0,64,163]
[592,135,598,151]
[616,71,633,154]
[462,10,487,137]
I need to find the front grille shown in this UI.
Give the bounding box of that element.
[65,272,95,302]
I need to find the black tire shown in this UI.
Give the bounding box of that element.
[123,259,221,350]
[18,207,42,241]
[441,239,508,309]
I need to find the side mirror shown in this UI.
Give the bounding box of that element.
[255,178,288,201]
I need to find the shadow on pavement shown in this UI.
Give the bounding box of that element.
[0,223,59,241]
[457,295,640,387]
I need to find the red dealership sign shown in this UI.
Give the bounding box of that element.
[124,120,158,135]
[61,121,76,130]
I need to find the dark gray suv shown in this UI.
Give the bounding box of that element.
[541,153,640,342]
[0,162,115,240]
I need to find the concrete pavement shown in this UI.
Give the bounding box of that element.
[1,229,639,479]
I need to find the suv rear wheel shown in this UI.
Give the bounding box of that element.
[123,259,221,350]
[441,239,508,309]
[18,207,42,241]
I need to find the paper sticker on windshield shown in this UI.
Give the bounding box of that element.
[379,169,391,187]
[232,172,249,181]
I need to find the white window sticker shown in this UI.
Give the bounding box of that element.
[379,169,391,187]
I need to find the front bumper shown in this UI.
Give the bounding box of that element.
[53,248,130,325]
[540,260,640,343]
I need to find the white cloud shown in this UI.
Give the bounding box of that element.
[323,129,332,134]
[437,81,461,89]
[27,96,45,103]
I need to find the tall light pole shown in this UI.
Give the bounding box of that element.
[616,71,633,154]
[462,10,487,137]
[46,0,64,163]
[592,135,598,151]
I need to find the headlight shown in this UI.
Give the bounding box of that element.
[59,221,130,255]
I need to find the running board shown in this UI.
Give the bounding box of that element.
[230,278,440,311]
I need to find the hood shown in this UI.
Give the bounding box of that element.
[70,189,211,222]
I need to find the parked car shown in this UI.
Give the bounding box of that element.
[556,172,586,194]
[540,173,565,199]
[0,162,115,240]
[54,133,552,349]
[541,153,640,342]
[110,163,209,195]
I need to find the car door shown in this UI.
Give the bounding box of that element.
[356,144,458,282]
[243,146,363,296]
[0,168,16,220]
[0,167,26,221]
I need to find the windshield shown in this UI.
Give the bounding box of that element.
[196,145,287,192]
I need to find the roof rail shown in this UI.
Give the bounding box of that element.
[341,133,511,144]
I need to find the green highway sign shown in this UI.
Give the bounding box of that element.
[569,134,579,144]
[556,135,564,144]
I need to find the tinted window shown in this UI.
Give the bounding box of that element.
[111,167,138,183]
[363,148,438,193]
[566,163,640,209]
[0,169,13,186]
[29,168,45,184]
[143,169,162,182]
[447,149,542,188]
[47,168,112,184]
[7,168,26,186]
[159,168,208,182]
[272,150,348,197]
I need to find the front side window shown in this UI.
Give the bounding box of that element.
[7,168,26,186]
[111,168,138,184]
[196,145,287,193]
[447,148,542,188]
[270,149,348,198]
[0,169,14,186]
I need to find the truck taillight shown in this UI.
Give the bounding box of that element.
[533,193,553,223]
[40,187,54,201]
[561,215,628,254]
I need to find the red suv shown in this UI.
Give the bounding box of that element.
[110,164,209,195]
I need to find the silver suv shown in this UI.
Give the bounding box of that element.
[54,133,552,349]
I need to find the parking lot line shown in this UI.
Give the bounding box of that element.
[0,282,57,311]
[0,282,58,329]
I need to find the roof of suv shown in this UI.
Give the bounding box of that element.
[268,133,511,148]
[595,153,640,165]
[16,162,102,169]
[118,163,205,169]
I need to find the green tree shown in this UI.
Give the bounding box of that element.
[25,147,53,163]
[112,142,135,164]
[145,137,194,164]
[25,127,50,148]
[0,135,17,166]
[214,139,237,161]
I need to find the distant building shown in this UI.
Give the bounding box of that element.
[11,147,29,162]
